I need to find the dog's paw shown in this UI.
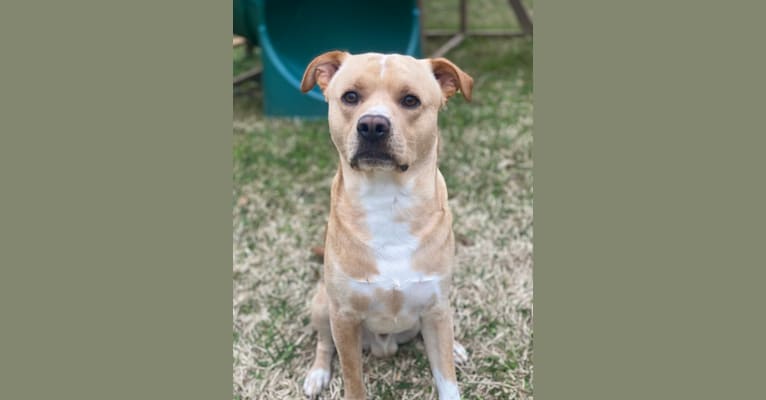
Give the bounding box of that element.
[303,368,331,398]
[453,341,468,365]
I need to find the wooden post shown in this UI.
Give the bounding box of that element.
[508,0,533,35]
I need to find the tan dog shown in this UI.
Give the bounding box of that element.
[299,51,473,400]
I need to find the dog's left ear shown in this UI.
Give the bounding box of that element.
[300,50,349,93]
[430,58,474,102]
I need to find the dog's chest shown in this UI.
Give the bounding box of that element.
[347,178,444,329]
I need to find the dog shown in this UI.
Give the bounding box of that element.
[299,51,473,400]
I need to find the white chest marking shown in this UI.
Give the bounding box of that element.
[348,175,442,300]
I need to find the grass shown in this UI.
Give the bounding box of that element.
[233,1,533,398]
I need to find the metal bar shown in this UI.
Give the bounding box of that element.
[466,31,527,38]
[425,29,463,37]
[426,30,527,38]
[508,0,533,35]
[233,67,262,86]
[431,33,465,58]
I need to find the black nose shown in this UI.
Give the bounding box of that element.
[357,114,391,142]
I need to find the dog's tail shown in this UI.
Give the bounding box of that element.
[311,246,324,259]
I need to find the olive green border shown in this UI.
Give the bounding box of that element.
[535,1,766,398]
[0,1,231,399]
[3,1,766,399]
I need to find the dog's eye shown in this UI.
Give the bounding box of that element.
[341,91,360,105]
[401,94,421,109]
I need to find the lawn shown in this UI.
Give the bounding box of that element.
[233,1,533,399]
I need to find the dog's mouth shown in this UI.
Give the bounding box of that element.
[350,151,409,172]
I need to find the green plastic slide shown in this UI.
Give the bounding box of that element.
[234,0,422,117]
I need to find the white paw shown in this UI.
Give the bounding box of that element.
[453,341,468,365]
[303,368,331,398]
[434,368,461,400]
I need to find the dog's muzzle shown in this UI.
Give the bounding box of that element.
[350,114,408,172]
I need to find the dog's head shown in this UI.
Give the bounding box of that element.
[301,52,473,173]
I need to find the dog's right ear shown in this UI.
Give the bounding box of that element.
[300,51,349,93]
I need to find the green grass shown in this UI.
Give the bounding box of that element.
[233,1,533,399]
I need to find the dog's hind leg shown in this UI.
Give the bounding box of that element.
[303,282,334,398]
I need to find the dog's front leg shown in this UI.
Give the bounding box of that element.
[421,308,460,400]
[330,308,365,399]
